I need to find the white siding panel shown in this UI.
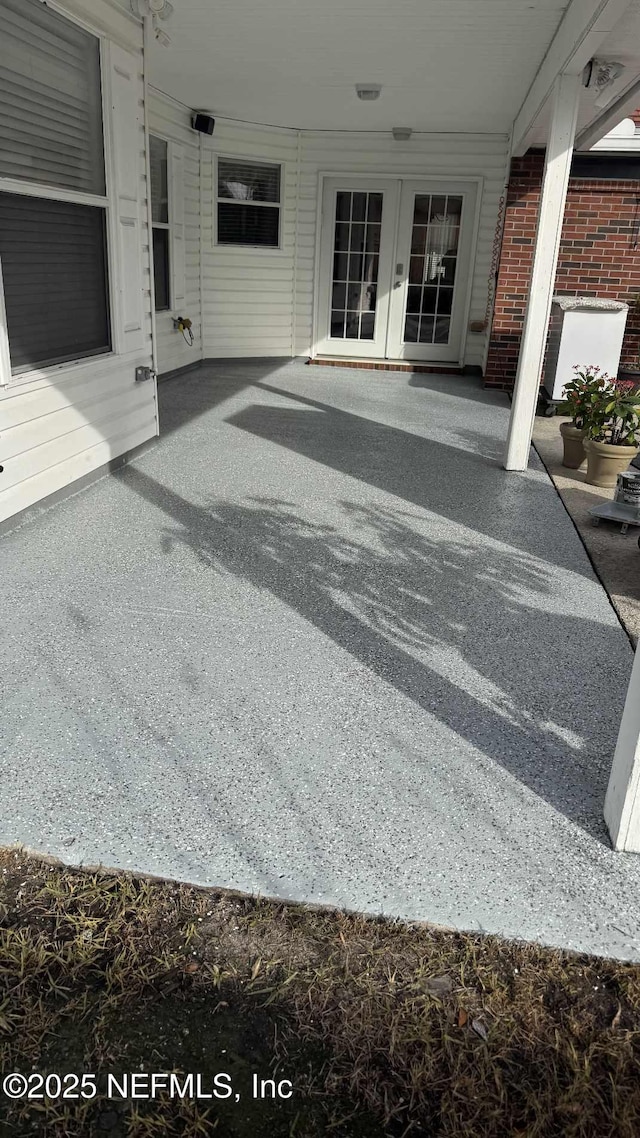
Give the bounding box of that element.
[148,91,202,376]
[0,417,156,526]
[202,119,300,359]
[0,2,156,527]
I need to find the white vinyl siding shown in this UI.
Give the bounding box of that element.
[202,120,299,359]
[148,91,201,376]
[0,0,156,528]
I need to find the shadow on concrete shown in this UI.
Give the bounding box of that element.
[407,371,506,406]
[226,381,597,577]
[157,359,292,438]
[120,461,625,847]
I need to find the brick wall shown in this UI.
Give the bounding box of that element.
[485,152,640,388]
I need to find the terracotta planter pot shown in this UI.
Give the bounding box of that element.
[584,439,640,488]
[559,421,586,469]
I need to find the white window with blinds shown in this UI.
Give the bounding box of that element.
[216,157,282,248]
[150,135,170,311]
[0,0,112,378]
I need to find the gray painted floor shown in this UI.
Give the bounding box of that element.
[2,360,640,960]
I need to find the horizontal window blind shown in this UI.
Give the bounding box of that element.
[0,0,105,194]
[153,228,170,311]
[150,135,168,224]
[217,203,280,247]
[0,191,111,372]
[218,159,280,203]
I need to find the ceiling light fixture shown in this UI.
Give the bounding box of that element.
[355,84,382,101]
[392,127,412,141]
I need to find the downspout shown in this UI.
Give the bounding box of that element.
[141,14,159,395]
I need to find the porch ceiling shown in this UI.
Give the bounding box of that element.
[142,0,572,133]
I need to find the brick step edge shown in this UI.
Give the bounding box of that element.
[306,357,463,375]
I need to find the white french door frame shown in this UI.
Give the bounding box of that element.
[311,171,483,366]
[315,177,400,359]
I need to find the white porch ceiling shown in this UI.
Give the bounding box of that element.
[141,0,573,133]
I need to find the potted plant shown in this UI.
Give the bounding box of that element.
[618,293,640,384]
[583,376,640,488]
[558,365,608,469]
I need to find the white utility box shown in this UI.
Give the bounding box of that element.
[544,296,629,403]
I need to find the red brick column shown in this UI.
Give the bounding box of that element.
[485,155,640,389]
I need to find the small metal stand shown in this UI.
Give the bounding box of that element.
[590,471,640,535]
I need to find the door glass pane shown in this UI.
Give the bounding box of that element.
[329,191,383,341]
[334,223,350,251]
[351,193,367,222]
[333,251,348,280]
[331,311,346,337]
[365,225,381,252]
[332,283,346,310]
[403,194,462,345]
[336,192,351,222]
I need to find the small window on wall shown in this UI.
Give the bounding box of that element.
[150,135,170,310]
[217,158,281,247]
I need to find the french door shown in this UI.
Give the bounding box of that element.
[316,177,478,363]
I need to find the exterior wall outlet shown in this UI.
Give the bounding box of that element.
[135,366,155,382]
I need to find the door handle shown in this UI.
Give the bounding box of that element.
[394,262,404,287]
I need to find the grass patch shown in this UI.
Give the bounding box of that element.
[1,847,640,1136]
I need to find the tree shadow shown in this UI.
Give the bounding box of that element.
[120,464,629,846]
[226,380,600,577]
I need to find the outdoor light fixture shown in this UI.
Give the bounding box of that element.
[130,1,174,45]
[392,127,412,141]
[583,58,626,108]
[355,84,382,101]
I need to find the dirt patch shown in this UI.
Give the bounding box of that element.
[1,848,640,1137]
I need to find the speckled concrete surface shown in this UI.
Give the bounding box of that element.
[533,415,640,647]
[2,361,640,959]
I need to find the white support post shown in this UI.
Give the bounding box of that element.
[605,644,640,852]
[504,72,582,471]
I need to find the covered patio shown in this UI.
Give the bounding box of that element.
[1,361,639,959]
[2,0,640,949]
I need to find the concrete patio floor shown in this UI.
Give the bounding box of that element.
[2,360,640,960]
